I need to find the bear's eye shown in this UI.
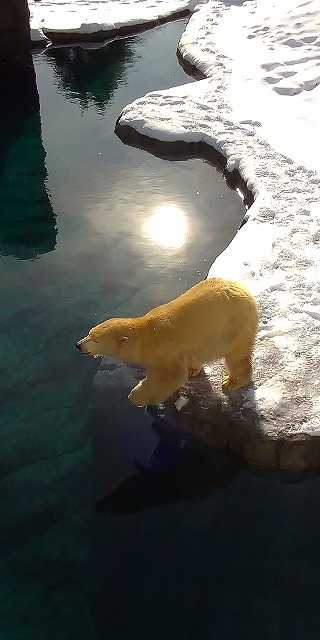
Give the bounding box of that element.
[90,338,99,343]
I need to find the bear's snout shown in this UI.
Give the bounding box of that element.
[76,338,89,353]
[76,336,99,356]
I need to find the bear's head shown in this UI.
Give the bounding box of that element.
[76,318,138,362]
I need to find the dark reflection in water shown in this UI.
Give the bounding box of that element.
[0,57,56,259]
[46,40,135,113]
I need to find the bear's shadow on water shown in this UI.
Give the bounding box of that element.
[92,358,247,514]
[96,442,240,514]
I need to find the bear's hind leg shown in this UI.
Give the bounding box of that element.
[223,346,253,390]
[128,362,188,406]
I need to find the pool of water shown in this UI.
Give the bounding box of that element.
[0,18,319,640]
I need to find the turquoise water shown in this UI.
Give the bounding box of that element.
[1,19,319,640]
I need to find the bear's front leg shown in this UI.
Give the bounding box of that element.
[188,365,202,378]
[128,363,188,406]
[223,348,253,390]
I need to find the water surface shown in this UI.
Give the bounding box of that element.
[1,18,319,640]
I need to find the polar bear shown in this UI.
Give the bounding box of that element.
[76,278,259,406]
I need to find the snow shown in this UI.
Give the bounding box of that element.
[28,0,320,435]
[28,0,193,43]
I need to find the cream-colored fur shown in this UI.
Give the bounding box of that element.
[77,278,259,406]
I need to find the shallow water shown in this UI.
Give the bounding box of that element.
[0,18,319,640]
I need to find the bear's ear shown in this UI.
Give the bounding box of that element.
[118,336,128,347]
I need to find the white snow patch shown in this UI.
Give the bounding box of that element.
[254,382,284,409]
[175,394,189,411]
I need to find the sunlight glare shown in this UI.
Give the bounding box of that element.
[144,204,188,249]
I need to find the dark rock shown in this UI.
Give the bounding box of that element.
[0,0,31,65]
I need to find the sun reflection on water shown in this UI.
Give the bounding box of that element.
[144,204,188,249]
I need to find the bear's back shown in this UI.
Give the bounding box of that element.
[143,278,259,362]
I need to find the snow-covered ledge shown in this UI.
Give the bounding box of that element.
[28,0,193,46]
[114,0,320,471]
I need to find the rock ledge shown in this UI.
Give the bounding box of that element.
[96,356,320,476]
